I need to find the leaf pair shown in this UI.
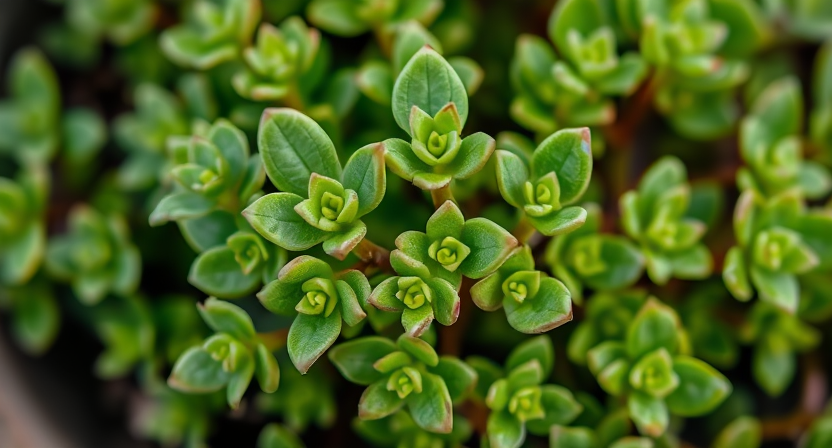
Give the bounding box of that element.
[169,298,280,408]
[586,299,731,437]
[476,337,582,448]
[244,108,386,260]
[496,127,592,237]
[723,190,827,313]
[620,156,713,284]
[545,204,644,304]
[160,0,261,69]
[46,205,141,305]
[328,334,476,434]
[257,256,370,373]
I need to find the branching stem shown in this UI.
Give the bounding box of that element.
[352,238,392,272]
[430,184,455,209]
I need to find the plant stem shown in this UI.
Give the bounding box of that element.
[256,329,288,352]
[511,215,538,245]
[282,83,306,112]
[352,238,391,271]
[430,184,455,209]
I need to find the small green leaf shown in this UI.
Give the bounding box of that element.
[495,150,531,208]
[254,343,280,393]
[506,336,555,379]
[322,221,367,260]
[447,132,496,179]
[197,297,256,341]
[392,46,469,135]
[257,424,304,448]
[342,143,386,217]
[528,206,587,236]
[487,409,525,448]
[328,337,398,385]
[168,346,230,392]
[357,61,394,104]
[526,385,583,435]
[504,277,573,334]
[532,128,592,205]
[243,193,329,251]
[430,356,477,404]
[258,108,342,196]
[626,299,680,359]
[189,247,261,299]
[712,416,762,448]
[666,356,731,416]
[149,192,215,226]
[459,218,518,278]
[398,334,439,367]
[408,371,453,433]
[287,309,342,374]
[627,391,669,437]
[358,379,405,419]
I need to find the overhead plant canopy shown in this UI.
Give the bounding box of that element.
[1,0,832,447]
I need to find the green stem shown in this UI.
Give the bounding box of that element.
[352,238,391,271]
[430,184,455,209]
[282,82,306,112]
[511,215,538,245]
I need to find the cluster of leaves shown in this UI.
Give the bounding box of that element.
[1,0,832,447]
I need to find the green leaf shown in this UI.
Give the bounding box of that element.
[504,277,573,334]
[382,137,431,182]
[397,334,439,367]
[749,267,798,313]
[459,218,518,278]
[408,371,453,433]
[336,279,367,327]
[197,297,256,341]
[666,356,731,416]
[470,272,505,311]
[753,336,795,396]
[749,76,803,141]
[525,385,583,435]
[168,346,230,392]
[495,150,531,208]
[548,0,605,55]
[392,21,443,74]
[391,46,469,135]
[149,192,215,226]
[487,409,525,448]
[532,128,592,204]
[712,416,762,448]
[342,143,386,217]
[208,119,250,186]
[258,108,342,196]
[723,246,753,301]
[189,247,261,299]
[506,336,554,379]
[322,221,367,260]
[402,302,434,337]
[626,299,680,359]
[307,0,368,36]
[430,356,477,404]
[329,337,397,385]
[178,210,238,253]
[528,206,587,236]
[0,221,45,285]
[254,343,280,393]
[358,379,405,419]
[627,391,669,437]
[550,425,598,448]
[447,132,496,179]
[243,193,329,251]
[428,278,461,326]
[287,309,342,374]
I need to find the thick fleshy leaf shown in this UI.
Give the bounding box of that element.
[487,409,525,448]
[258,108,342,196]
[391,47,469,134]
[749,267,798,313]
[254,343,280,393]
[382,137,431,181]
[528,206,587,236]
[189,247,261,299]
[408,371,453,433]
[470,272,505,311]
[358,379,405,419]
[506,336,554,378]
[328,337,397,385]
[149,192,215,226]
[168,346,230,392]
[0,221,45,285]
[627,391,669,437]
[197,297,256,342]
[459,218,518,278]
[446,132,496,179]
[323,221,367,260]
[723,246,752,301]
[626,299,680,359]
[336,279,366,327]
[753,336,795,396]
[526,385,583,435]
[243,193,329,251]
[430,356,477,404]
[178,211,238,253]
[428,278,461,326]
[397,335,439,367]
[402,303,434,337]
[712,416,762,448]
[503,277,572,334]
[342,143,386,217]
[666,356,731,416]
[531,128,592,204]
[495,150,531,207]
[287,309,342,374]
